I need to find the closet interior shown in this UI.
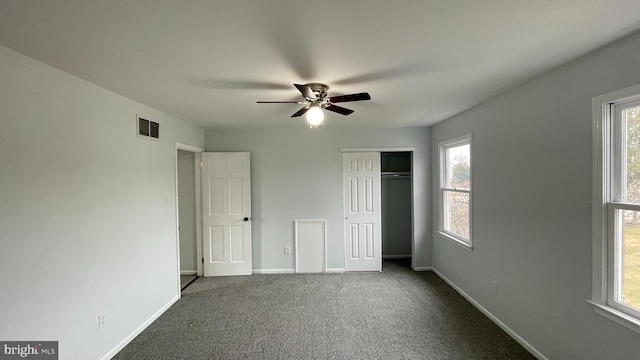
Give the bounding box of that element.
[381,152,413,261]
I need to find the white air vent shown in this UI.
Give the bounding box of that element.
[137,116,159,139]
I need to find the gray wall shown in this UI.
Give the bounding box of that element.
[0,45,204,359]
[205,127,431,271]
[430,31,640,359]
[178,150,197,272]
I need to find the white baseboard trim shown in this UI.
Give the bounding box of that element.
[430,268,548,360]
[252,269,295,274]
[412,266,433,272]
[100,294,180,360]
[325,268,345,273]
[382,254,411,259]
[180,270,197,275]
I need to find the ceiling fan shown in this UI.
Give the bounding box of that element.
[257,83,371,127]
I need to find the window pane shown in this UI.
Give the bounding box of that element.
[625,105,640,203]
[620,209,640,310]
[445,144,470,190]
[444,190,469,240]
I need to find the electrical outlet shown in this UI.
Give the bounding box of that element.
[284,246,291,255]
[98,315,106,330]
[492,281,499,295]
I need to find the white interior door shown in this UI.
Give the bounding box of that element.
[201,152,252,276]
[343,152,382,271]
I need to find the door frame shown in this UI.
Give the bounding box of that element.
[174,142,204,295]
[340,147,415,269]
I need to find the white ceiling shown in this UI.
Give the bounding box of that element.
[2,1,640,129]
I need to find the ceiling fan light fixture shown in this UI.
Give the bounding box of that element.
[306,106,324,126]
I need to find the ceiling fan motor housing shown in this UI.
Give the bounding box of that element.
[305,83,329,101]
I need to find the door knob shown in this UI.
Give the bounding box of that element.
[243,217,249,222]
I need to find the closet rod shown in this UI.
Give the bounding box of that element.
[381,171,412,179]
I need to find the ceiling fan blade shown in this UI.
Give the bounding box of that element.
[333,64,430,85]
[328,92,371,103]
[201,79,292,90]
[324,104,354,116]
[291,106,310,117]
[294,84,316,99]
[257,101,305,103]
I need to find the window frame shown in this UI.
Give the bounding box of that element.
[591,84,640,334]
[438,134,473,250]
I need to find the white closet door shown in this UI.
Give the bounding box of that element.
[343,152,382,271]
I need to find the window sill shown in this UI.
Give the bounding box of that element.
[438,231,473,251]
[586,300,640,334]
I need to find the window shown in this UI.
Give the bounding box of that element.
[592,84,640,333]
[439,134,472,249]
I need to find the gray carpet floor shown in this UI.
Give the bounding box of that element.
[114,260,535,359]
